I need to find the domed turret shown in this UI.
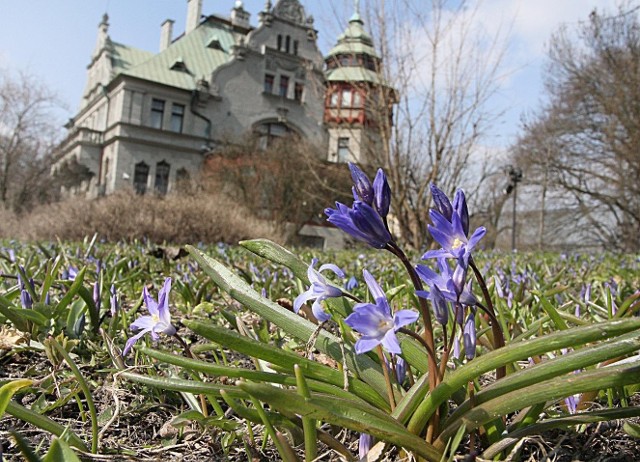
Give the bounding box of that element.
[324,1,395,164]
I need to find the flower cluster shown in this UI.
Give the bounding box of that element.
[325,163,392,249]
[417,184,485,359]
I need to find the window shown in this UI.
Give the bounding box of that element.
[256,122,291,149]
[134,161,149,194]
[285,35,291,53]
[150,99,165,129]
[353,91,363,108]
[155,160,170,195]
[279,75,289,97]
[264,74,275,94]
[341,88,353,107]
[170,103,185,133]
[277,34,282,50]
[294,83,304,102]
[293,40,299,55]
[329,91,339,107]
[337,137,350,163]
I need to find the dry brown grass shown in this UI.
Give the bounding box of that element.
[0,190,284,245]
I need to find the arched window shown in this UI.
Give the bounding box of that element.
[255,122,292,150]
[155,160,170,195]
[277,34,282,51]
[285,35,291,53]
[133,161,149,195]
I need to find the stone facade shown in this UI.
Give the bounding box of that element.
[53,0,330,198]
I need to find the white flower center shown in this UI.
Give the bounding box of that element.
[452,238,464,249]
[378,319,393,333]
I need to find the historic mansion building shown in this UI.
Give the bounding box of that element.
[53,0,393,198]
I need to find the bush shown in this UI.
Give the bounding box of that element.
[0,190,283,244]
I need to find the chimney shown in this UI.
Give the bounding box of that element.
[160,19,174,51]
[231,1,251,29]
[186,0,202,34]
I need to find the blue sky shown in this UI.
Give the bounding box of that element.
[0,0,622,147]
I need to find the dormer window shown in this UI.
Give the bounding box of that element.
[170,58,189,73]
[207,38,224,51]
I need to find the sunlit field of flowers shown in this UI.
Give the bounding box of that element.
[1,167,640,461]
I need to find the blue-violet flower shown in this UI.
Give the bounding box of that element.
[123,277,176,356]
[294,258,345,323]
[345,270,418,354]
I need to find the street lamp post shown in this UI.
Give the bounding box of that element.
[504,165,523,251]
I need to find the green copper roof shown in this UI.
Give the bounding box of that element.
[113,21,237,90]
[325,66,382,84]
[326,15,378,59]
[110,42,154,74]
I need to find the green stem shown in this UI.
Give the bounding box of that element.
[48,337,98,454]
[386,242,439,391]
[469,257,506,379]
[377,345,396,410]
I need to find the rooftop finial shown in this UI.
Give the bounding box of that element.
[350,0,363,23]
[264,0,272,12]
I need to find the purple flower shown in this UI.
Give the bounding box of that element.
[423,186,485,264]
[430,183,453,221]
[325,201,392,249]
[463,313,476,359]
[294,259,345,323]
[123,277,176,356]
[344,275,359,291]
[416,258,478,310]
[110,284,119,316]
[345,270,418,354]
[349,163,374,205]
[20,289,33,309]
[373,169,391,218]
[93,282,101,312]
[359,433,375,459]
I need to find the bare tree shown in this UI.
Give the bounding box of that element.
[354,0,511,249]
[203,135,352,243]
[0,70,63,212]
[514,3,640,251]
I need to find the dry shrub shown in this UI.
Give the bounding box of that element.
[0,190,283,244]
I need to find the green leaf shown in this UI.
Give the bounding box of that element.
[10,431,42,462]
[623,421,640,439]
[140,346,369,406]
[482,406,640,458]
[533,290,569,330]
[181,321,389,410]
[0,379,32,417]
[186,245,396,403]
[42,438,82,462]
[121,371,249,400]
[435,362,640,447]
[443,329,640,429]
[400,318,640,432]
[240,381,443,462]
[5,401,88,451]
[171,410,239,431]
[240,239,309,278]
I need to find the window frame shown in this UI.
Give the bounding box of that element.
[150,98,165,129]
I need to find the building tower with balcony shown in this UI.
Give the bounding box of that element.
[324,2,396,165]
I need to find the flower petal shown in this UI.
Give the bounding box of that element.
[381,330,402,354]
[393,309,419,329]
[355,336,383,354]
